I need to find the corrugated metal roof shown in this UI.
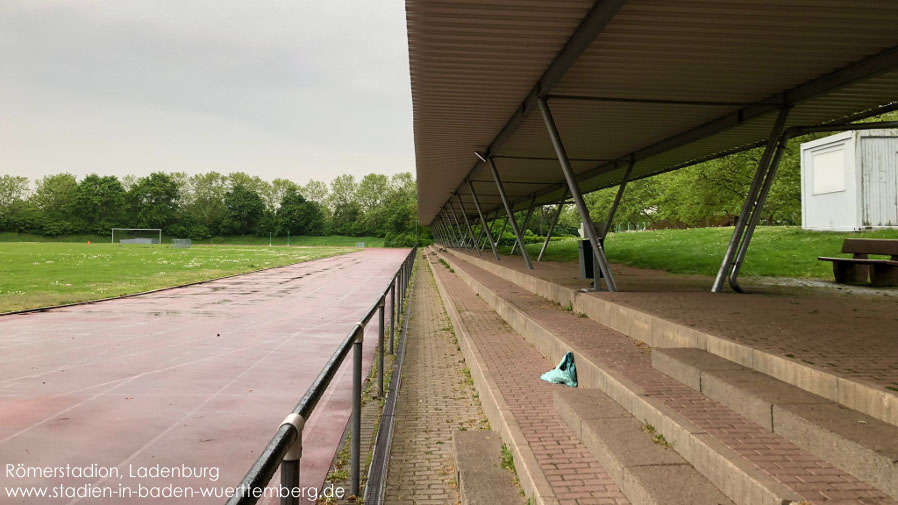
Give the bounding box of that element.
[407,0,898,222]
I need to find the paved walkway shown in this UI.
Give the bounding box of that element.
[427,253,630,505]
[384,255,488,505]
[442,250,894,505]
[451,250,898,403]
[0,249,408,504]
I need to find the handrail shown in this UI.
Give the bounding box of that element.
[225,247,417,505]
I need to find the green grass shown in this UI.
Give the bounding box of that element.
[0,232,385,247]
[0,242,352,313]
[506,226,898,279]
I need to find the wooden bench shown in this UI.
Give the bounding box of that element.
[818,238,898,286]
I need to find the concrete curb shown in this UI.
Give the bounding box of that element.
[435,249,803,505]
[454,431,523,505]
[426,252,559,505]
[445,249,898,428]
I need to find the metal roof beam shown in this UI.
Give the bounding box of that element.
[443,0,628,216]
[579,43,898,179]
[547,94,759,107]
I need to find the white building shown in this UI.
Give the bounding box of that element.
[801,130,898,231]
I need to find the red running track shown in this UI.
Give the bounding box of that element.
[0,248,409,504]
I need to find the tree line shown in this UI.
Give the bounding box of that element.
[0,171,419,246]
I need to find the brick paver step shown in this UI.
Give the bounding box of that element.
[554,388,735,505]
[436,248,896,505]
[427,253,630,505]
[444,248,898,430]
[652,347,898,500]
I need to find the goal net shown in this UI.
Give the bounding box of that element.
[111,228,162,245]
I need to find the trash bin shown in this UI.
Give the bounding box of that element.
[577,239,604,279]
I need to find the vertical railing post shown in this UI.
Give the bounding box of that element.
[389,283,396,354]
[396,274,401,313]
[280,414,304,505]
[350,325,363,497]
[377,297,385,398]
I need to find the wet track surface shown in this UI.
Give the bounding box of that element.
[0,248,409,504]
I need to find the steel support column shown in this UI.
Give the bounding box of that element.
[602,159,635,240]
[482,155,534,269]
[537,97,616,291]
[448,204,469,248]
[472,222,484,251]
[712,106,790,293]
[468,181,501,260]
[455,194,482,256]
[496,215,509,248]
[538,190,567,262]
[441,211,459,247]
[511,195,537,255]
[481,210,498,252]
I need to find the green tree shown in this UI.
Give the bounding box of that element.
[33,174,78,217]
[74,174,127,232]
[300,179,329,206]
[223,183,265,234]
[329,174,361,235]
[0,175,30,210]
[181,172,228,234]
[0,175,31,232]
[357,173,389,234]
[127,172,180,229]
[277,188,324,236]
[264,178,298,213]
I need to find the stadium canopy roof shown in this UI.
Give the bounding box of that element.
[407,0,898,224]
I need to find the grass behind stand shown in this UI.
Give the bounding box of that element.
[501,226,898,279]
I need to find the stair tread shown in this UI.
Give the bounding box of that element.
[556,388,735,505]
[655,347,898,456]
[654,347,898,500]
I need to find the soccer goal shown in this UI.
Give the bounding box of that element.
[111,228,162,244]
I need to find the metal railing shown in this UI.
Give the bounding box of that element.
[225,247,417,505]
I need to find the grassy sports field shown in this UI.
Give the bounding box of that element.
[0,242,354,313]
[0,232,385,247]
[505,226,898,279]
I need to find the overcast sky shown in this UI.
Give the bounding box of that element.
[0,1,414,186]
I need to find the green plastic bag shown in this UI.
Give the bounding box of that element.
[540,351,577,387]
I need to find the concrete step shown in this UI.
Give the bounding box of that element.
[454,431,524,505]
[443,248,898,430]
[427,251,632,505]
[555,388,734,505]
[433,247,897,505]
[652,347,898,501]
